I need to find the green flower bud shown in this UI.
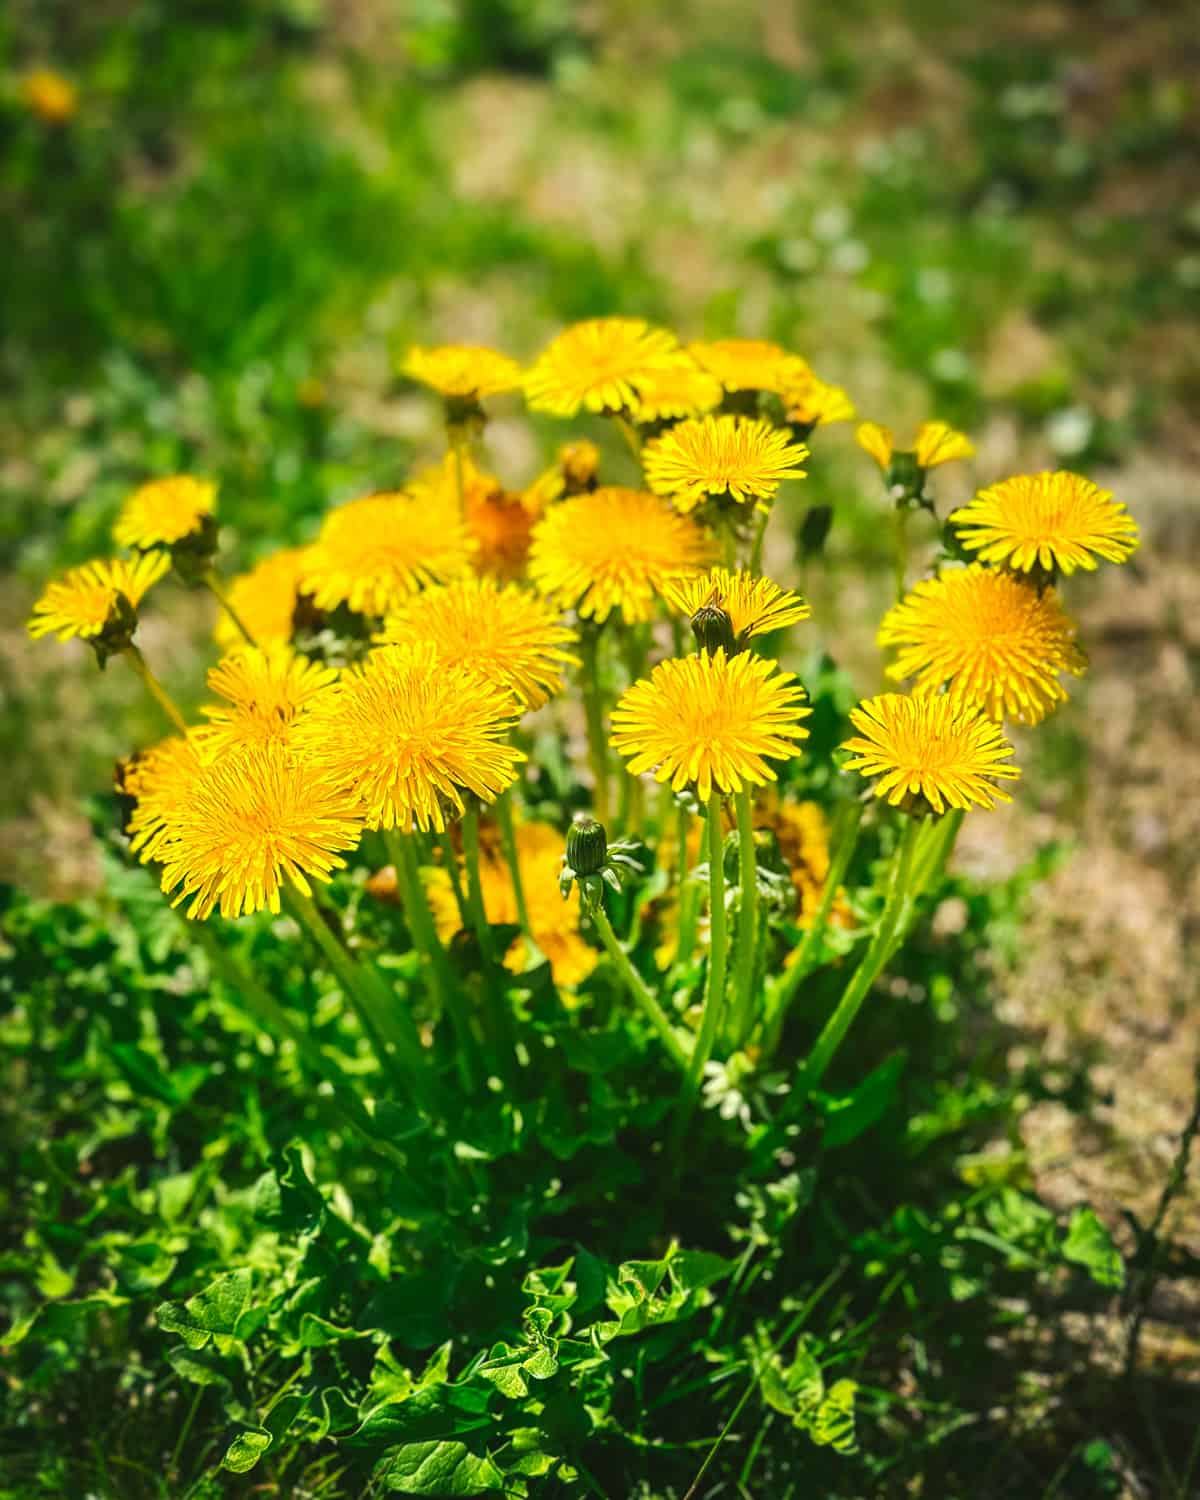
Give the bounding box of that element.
[566,816,608,876]
[691,603,737,656]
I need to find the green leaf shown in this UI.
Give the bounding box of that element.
[157,1268,259,1350]
[667,1248,735,1295]
[3,1291,130,1349]
[166,1345,233,1390]
[809,1378,858,1454]
[350,1383,495,1447]
[222,1428,272,1473]
[1062,1208,1125,1289]
[820,1053,907,1148]
[374,1440,507,1495]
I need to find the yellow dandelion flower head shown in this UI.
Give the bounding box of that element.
[408,453,537,580]
[120,734,211,863]
[113,475,217,551]
[780,372,857,428]
[22,69,77,124]
[524,318,680,417]
[628,355,723,424]
[528,486,714,624]
[856,421,974,472]
[382,576,578,711]
[686,339,810,394]
[27,552,169,643]
[294,641,525,832]
[197,644,339,756]
[756,788,852,928]
[214,546,311,652]
[948,471,1139,575]
[642,415,808,513]
[426,821,598,987]
[662,566,810,642]
[611,648,811,801]
[301,491,475,617]
[879,564,1087,726]
[841,693,1020,815]
[153,741,363,920]
[403,344,523,400]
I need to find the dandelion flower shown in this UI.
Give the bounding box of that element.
[426,821,598,986]
[214,546,311,651]
[528,487,713,624]
[403,344,523,400]
[856,421,974,472]
[663,566,810,643]
[27,553,169,643]
[197,645,339,755]
[841,693,1020,814]
[120,734,211,862]
[757,790,853,927]
[524,318,680,417]
[643,415,808,513]
[687,339,810,394]
[295,642,524,832]
[301,491,475,617]
[629,356,723,424]
[879,564,1086,725]
[113,475,217,551]
[22,69,77,124]
[409,454,536,580]
[383,576,577,711]
[948,471,1139,575]
[611,649,810,800]
[780,373,856,429]
[153,741,363,920]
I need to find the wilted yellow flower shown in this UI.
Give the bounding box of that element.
[22,69,77,124]
[113,475,217,551]
[153,742,363,920]
[948,471,1139,575]
[383,576,577,711]
[662,566,810,642]
[528,487,713,624]
[687,339,810,394]
[629,356,723,424]
[196,645,339,756]
[856,421,974,472]
[294,642,524,832]
[842,693,1020,814]
[302,491,475,617]
[642,415,808,513]
[27,552,169,643]
[426,821,598,987]
[213,546,311,651]
[780,373,856,428]
[611,648,810,800]
[524,318,680,417]
[403,344,523,400]
[879,564,1086,725]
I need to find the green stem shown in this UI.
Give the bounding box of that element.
[674,803,699,966]
[385,827,479,1090]
[721,523,737,569]
[494,790,532,940]
[613,413,643,462]
[579,632,610,825]
[451,434,468,520]
[798,814,923,1100]
[124,646,190,737]
[461,806,498,966]
[436,827,469,926]
[762,800,864,1053]
[589,901,688,1072]
[730,789,759,1046]
[674,791,729,1142]
[748,509,769,575]
[892,506,909,600]
[203,570,257,647]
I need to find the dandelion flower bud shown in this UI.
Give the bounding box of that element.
[566,816,608,878]
[691,602,737,657]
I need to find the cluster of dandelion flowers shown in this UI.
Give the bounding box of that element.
[643,416,808,513]
[663,567,810,644]
[113,475,217,551]
[383,577,577,712]
[949,471,1139,575]
[879,565,1086,726]
[628,356,723,425]
[611,649,811,801]
[842,693,1020,815]
[403,344,523,401]
[686,339,810,395]
[153,741,364,920]
[524,317,680,417]
[295,642,524,832]
[214,547,311,651]
[196,645,339,756]
[27,552,169,643]
[856,421,975,472]
[425,821,598,987]
[301,491,475,618]
[528,487,713,625]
